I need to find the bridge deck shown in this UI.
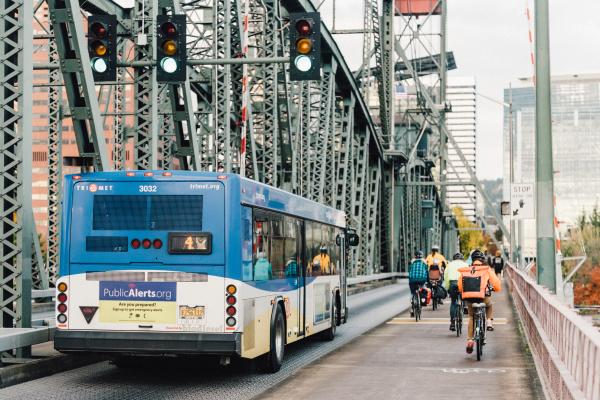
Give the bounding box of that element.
[262,278,545,400]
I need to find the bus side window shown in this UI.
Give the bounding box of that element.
[270,218,286,279]
[241,207,253,281]
[253,215,272,281]
[283,217,298,278]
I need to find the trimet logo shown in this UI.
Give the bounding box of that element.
[75,184,113,192]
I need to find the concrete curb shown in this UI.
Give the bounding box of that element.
[0,353,104,389]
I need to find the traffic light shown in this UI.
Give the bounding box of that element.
[87,15,117,82]
[156,15,186,82]
[289,12,321,81]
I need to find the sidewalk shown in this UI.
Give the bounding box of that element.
[260,278,545,400]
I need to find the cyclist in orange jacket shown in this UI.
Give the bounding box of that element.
[457,249,502,354]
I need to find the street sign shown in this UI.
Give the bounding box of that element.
[510,183,535,220]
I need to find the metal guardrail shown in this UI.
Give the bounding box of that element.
[347,272,403,286]
[0,327,56,355]
[32,289,54,299]
[507,264,600,400]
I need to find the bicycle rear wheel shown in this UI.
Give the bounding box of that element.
[456,304,462,337]
[413,294,419,322]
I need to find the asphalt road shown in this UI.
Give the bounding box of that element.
[1,282,410,400]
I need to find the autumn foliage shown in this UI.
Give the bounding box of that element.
[573,265,600,305]
[563,206,600,305]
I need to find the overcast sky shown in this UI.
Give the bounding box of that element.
[321,0,600,179]
[114,0,600,179]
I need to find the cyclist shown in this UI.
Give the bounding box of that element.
[444,252,467,331]
[425,245,447,272]
[426,245,446,305]
[457,249,502,354]
[491,250,505,278]
[408,250,429,317]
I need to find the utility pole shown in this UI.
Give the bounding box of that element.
[508,84,516,264]
[439,0,448,255]
[534,0,556,291]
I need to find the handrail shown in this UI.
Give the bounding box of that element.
[507,263,600,400]
[347,272,402,286]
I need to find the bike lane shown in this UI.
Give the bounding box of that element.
[259,278,545,400]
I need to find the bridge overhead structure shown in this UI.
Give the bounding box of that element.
[1,0,415,336]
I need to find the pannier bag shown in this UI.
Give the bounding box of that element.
[419,287,432,306]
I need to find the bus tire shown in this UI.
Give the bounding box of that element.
[321,295,337,341]
[262,304,285,373]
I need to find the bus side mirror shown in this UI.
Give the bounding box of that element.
[347,233,359,247]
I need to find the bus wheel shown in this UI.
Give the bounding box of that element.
[321,296,337,341]
[262,304,285,373]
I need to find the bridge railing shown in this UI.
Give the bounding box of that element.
[507,263,600,400]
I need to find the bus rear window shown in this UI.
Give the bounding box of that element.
[93,195,203,231]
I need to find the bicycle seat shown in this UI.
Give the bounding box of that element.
[472,303,486,308]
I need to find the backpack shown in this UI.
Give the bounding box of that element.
[460,265,491,299]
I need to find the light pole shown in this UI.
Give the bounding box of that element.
[534,0,557,291]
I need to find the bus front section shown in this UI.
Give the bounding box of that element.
[54,172,240,357]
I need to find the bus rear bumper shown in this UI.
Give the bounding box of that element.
[54,330,241,356]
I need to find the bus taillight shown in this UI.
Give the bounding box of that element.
[142,239,152,249]
[226,306,236,316]
[131,239,141,249]
[226,317,236,327]
[226,295,236,305]
[153,239,163,249]
[57,281,68,324]
[226,285,237,295]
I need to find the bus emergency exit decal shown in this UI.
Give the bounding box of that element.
[99,281,177,324]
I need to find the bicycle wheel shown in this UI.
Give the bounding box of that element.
[476,314,483,361]
[456,303,462,337]
[413,294,419,322]
[432,291,437,311]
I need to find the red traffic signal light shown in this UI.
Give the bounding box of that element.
[90,22,107,38]
[296,20,312,36]
[161,22,177,38]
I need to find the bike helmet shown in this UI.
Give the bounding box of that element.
[320,246,328,254]
[453,252,464,261]
[414,250,424,258]
[471,249,485,262]
[431,245,440,252]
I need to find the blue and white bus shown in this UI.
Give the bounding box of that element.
[54,171,356,371]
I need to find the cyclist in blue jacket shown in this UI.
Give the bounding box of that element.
[408,250,429,316]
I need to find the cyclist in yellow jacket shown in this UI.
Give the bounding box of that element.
[444,252,467,331]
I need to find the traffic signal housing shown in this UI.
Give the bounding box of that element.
[156,15,186,82]
[289,12,321,81]
[88,15,117,82]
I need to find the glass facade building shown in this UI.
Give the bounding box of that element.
[503,74,600,256]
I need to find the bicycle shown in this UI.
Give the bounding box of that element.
[411,287,422,322]
[451,294,463,337]
[428,279,439,311]
[472,302,487,361]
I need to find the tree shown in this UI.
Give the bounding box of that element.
[453,207,486,255]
